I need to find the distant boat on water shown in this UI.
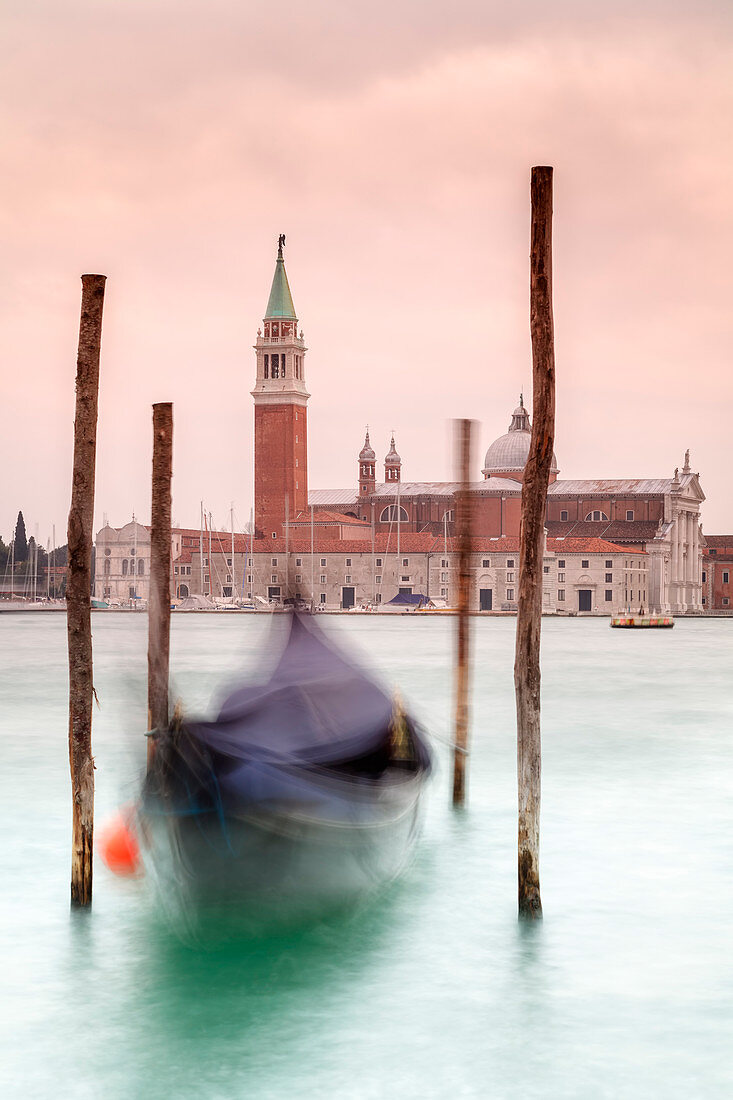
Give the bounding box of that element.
[610,615,674,628]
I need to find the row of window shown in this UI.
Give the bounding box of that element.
[702,570,730,585]
[110,559,145,576]
[558,510,635,522]
[177,556,624,578]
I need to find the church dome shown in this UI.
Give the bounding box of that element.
[359,429,375,462]
[385,434,401,466]
[482,396,558,478]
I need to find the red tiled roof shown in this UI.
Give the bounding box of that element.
[546,520,659,542]
[289,511,369,526]
[548,537,645,554]
[703,535,733,548]
[180,534,643,556]
[247,533,439,553]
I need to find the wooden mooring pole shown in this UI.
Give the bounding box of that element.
[147,402,173,769]
[67,273,106,907]
[515,166,556,919]
[452,417,475,807]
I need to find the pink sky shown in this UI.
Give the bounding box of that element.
[2,0,732,544]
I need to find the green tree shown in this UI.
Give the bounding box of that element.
[13,512,27,563]
[0,535,8,572]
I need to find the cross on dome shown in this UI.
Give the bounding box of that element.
[385,433,401,465]
[359,427,376,462]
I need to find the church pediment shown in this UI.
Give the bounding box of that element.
[681,473,705,502]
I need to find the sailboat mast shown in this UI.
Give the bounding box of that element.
[444,509,448,605]
[310,503,314,609]
[371,500,375,607]
[208,512,213,599]
[396,482,401,592]
[199,501,204,596]
[133,514,138,605]
[230,502,235,602]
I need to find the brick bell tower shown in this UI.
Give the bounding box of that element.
[252,236,309,539]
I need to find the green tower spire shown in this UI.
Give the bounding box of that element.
[265,234,297,319]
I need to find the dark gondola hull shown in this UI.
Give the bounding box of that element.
[141,769,424,920]
[140,614,431,921]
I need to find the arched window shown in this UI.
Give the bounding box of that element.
[137,559,144,575]
[379,505,409,523]
[103,559,110,575]
[585,510,609,522]
[122,559,128,576]
[442,509,455,523]
[264,354,269,379]
[178,584,189,598]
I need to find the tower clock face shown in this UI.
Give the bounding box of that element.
[272,323,279,338]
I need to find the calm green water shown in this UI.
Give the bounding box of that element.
[1,613,732,1099]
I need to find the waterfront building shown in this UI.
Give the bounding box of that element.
[95,519,150,603]
[251,243,704,614]
[94,521,245,604]
[173,534,643,615]
[94,240,707,616]
[701,535,733,610]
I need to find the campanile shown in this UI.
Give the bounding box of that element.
[252,236,310,539]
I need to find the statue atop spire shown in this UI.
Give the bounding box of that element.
[265,235,296,319]
[683,449,691,474]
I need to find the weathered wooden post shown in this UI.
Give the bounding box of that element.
[514,166,556,919]
[67,273,106,907]
[452,417,475,807]
[147,402,173,769]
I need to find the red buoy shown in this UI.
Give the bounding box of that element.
[97,809,141,876]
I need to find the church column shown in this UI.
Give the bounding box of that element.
[679,511,687,609]
[670,512,679,610]
[691,516,698,608]
[673,508,677,607]
[691,512,700,608]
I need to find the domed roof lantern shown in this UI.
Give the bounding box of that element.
[385,434,401,466]
[359,427,376,462]
[482,394,558,482]
[509,393,530,433]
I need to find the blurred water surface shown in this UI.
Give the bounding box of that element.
[1,612,732,1098]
